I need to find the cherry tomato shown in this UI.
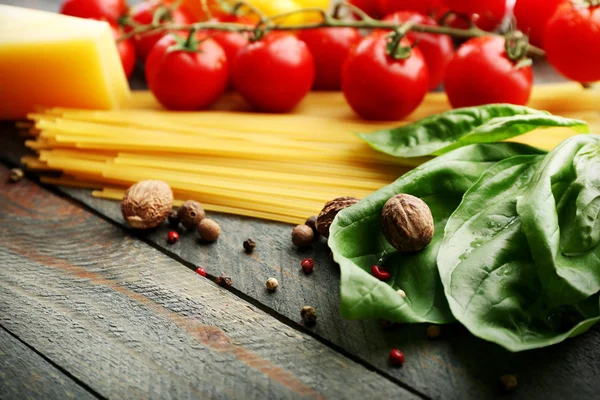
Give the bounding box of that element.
[379,0,443,16]
[60,0,127,24]
[342,31,429,120]
[514,0,566,48]
[232,33,315,113]
[110,25,135,79]
[208,16,252,86]
[145,34,229,110]
[163,0,226,21]
[545,3,600,83]
[383,11,453,90]
[349,0,382,18]
[441,0,507,30]
[129,1,193,62]
[444,36,533,108]
[297,28,362,90]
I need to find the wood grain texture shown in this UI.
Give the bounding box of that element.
[0,328,97,400]
[0,166,418,400]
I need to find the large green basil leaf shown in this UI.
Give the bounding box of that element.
[329,143,545,324]
[517,135,600,304]
[358,104,589,158]
[438,151,600,352]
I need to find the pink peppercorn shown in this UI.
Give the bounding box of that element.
[389,349,405,366]
[371,265,391,281]
[196,267,207,277]
[167,231,179,244]
[301,258,315,274]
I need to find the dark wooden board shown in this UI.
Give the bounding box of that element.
[0,328,97,400]
[0,165,419,400]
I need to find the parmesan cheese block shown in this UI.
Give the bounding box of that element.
[0,5,130,120]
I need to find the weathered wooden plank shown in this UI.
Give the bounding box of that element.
[0,328,97,400]
[0,166,420,400]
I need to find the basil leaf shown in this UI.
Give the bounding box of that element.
[329,143,545,324]
[517,135,600,304]
[437,153,600,352]
[358,104,589,158]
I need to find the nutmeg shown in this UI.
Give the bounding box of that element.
[198,219,220,242]
[177,200,206,230]
[316,196,360,237]
[292,224,315,248]
[121,180,173,229]
[381,194,434,253]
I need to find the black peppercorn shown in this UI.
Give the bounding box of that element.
[243,239,256,253]
[167,211,180,228]
[305,216,320,238]
[215,273,232,288]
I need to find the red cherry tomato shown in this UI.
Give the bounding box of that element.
[545,3,600,83]
[232,33,315,113]
[208,16,252,86]
[348,0,382,18]
[514,0,566,48]
[383,11,453,90]
[342,31,429,120]
[379,0,444,16]
[110,25,135,78]
[129,1,193,62]
[60,0,127,24]
[145,34,228,110]
[444,36,533,108]
[441,0,507,30]
[297,28,362,90]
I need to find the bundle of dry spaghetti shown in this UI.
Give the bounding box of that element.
[20,86,600,224]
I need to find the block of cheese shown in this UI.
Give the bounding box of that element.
[0,5,130,120]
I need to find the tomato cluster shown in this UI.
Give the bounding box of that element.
[61,0,600,121]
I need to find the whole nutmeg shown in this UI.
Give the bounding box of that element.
[178,200,206,230]
[316,196,360,237]
[381,194,434,253]
[121,180,173,229]
[292,225,315,248]
[198,219,221,242]
[301,306,317,325]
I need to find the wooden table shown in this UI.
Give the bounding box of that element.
[1,1,599,399]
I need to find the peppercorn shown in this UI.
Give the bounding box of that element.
[397,289,407,298]
[215,273,232,288]
[243,238,256,253]
[177,200,206,230]
[292,224,315,248]
[167,230,179,244]
[500,375,517,392]
[198,219,221,242]
[196,267,207,277]
[9,168,24,183]
[389,349,405,366]
[301,306,317,325]
[371,265,391,281]
[266,278,279,291]
[427,325,441,339]
[305,216,320,238]
[301,258,315,274]
[168,211,180,228]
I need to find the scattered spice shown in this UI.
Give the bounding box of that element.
[316,196,360,237]
[381,194,434,253]
[243,238,256,253]
[266,278,279,291]
[178,200,206,230]
[301,306,317,325]
[9,168,24,183]
[427,325,441,339]
[292,224,315,248]
[371,265,391,281]
[168,211,180,228]
[167,230,179,244]
[389,349,405,366]
[397,289,407,298]
[305,215,320,238]
[500,375,518,392]
[301,258,315,274]
[198,219,221,242]
[121,180,173,229]
[196,267,207,277]
[215,273,232,288]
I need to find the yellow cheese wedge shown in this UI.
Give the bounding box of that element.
[0,5,130,120]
